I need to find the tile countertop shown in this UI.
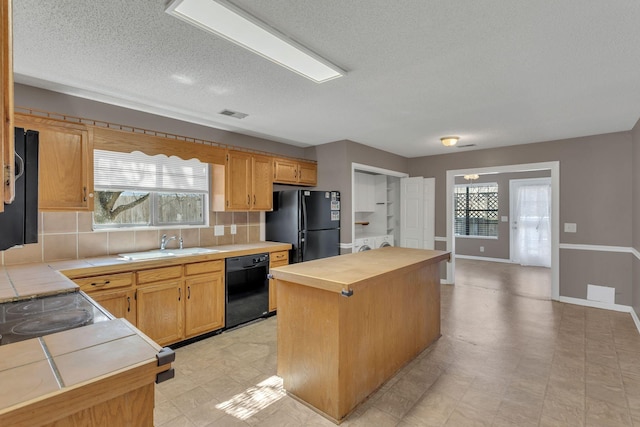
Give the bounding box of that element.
[0,320,161,414]
[0,241,291,423]
[0,241,292,302]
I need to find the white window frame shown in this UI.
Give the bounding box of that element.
[93,150,210,229]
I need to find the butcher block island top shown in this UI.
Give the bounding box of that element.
[270,247,450,424]
[270,246,450,295]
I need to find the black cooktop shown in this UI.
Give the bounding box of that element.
[0,292,111,346]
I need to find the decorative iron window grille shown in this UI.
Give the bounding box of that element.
[455,184,499,237]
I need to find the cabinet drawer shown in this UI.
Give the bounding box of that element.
[184,260,224,276]
[137,265,182,285]
[74,272,133,292]
[270,251,289,264]
[270,259,289,269]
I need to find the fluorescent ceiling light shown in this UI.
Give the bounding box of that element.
[165,0,345,83]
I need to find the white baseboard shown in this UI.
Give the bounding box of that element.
[558,296,632,312]
[454,254,515,264]
[631,308,640,333]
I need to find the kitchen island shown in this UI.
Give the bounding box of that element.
[270,246,450,423]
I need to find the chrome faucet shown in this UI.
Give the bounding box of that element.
[160,234,183,250]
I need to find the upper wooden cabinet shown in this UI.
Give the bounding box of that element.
[213,150,273,211]
[1,0,14,211]
[273,158,317,187]
[14,114,93,211]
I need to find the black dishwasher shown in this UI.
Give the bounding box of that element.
[225,253,270,329]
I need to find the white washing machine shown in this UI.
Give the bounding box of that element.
[353,237,374,252]
[375,234,394,248]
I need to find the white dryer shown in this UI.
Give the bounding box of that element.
[353,237,373,252]
[375,234,394,248]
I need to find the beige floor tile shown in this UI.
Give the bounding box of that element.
[400,392,457,427]
[444,405,494,426]
[585,397,632,427]
[541,396,585,426]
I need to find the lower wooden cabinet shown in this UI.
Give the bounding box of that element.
[184,261,224,338]
[136,280,184,346]
[91,288,136,325]
[72,272,137,326]
[67,250,284,346]
[184,275,223,337]
[269,250,289,312]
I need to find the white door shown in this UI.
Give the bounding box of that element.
[510,178,552,267]
[423,178,435,249]
[400,177,424,248]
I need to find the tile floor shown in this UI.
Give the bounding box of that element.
[155,259,640,426]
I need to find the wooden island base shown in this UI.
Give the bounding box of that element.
[272,247,450,423]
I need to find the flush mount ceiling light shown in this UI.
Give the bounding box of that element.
[463,174,480,181]
[165,0,345,83]
[440,136,459,147]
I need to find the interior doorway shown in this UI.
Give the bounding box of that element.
[445,162,560,300]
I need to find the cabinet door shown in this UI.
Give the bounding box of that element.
[269,251,289,312]
[184,273,224,338]
[137,281,183,346]
[1,0,13,209]
[252,154,273,210]
[298,161,317,186]
[91,289,136,325]
[35,123,93,211]
[226,150,251,210]
[273,158,298,184]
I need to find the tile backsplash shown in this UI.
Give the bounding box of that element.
[1,211,262,265]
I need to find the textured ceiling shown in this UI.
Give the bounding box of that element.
[12,0,640,158]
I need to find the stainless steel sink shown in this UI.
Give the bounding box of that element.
[118,247,219,261]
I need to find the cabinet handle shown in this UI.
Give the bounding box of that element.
[295,169,298,179]
[83,187,87,202]
[178,287,181,301]
[187,286,191,300]
[253,195,256,205]
[247,195,250,205]
[127,296,131,312]
[91,280,110,287]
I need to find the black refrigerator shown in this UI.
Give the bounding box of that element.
[0,128,39,251]
[266,190,340,263]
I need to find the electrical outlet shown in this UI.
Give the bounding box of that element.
[564,223,577,233]
[214,225,224,236]
[480,246,485,253]
[231,224,237,235]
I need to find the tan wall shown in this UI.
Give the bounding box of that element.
[409,131,635,304]
[455,170,551,259]
[0,211,261,265]
[632,117,640,316]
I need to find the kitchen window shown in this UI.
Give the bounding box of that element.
[454,183,498,237]
[93,150,209,228]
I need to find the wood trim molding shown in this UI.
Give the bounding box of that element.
[15,106,317,165]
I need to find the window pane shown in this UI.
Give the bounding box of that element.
[94,191,151,227]
[454,183,498,237]
[156,192,205,225]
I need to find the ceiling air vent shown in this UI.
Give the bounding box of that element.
[456,144,476,148]
[219,109,248,119]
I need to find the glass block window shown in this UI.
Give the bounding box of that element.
[455,184,499,237]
